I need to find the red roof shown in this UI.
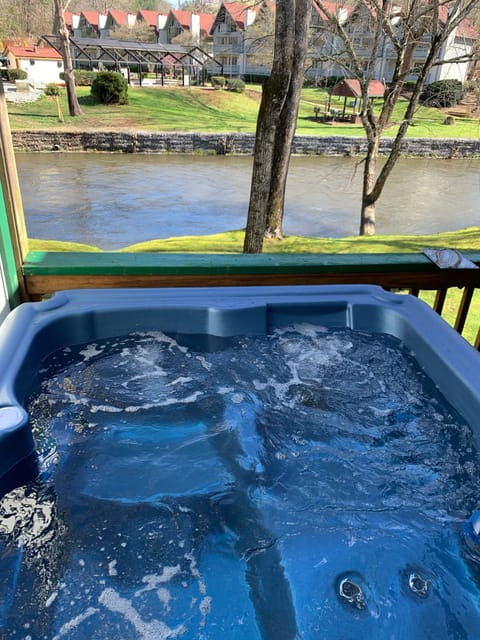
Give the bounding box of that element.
[312,1,352,20]
[4,42,62,60]
[171,9,193,29]
[438,4,477,39]
[199,13,215,35]
[223,2,259,30]
[108,10,129,26]
[330,79,385,98]
[64,12,73,27]
[81,11,100,30]
[137,9,160,27]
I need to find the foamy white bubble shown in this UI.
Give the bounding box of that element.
[99,588,185,639]
[52,607,99,639]
[217,386,234,395]
[79,344,104,361]
[90,404,123,414]
[169,377,193,387]
[195,355,212,371]
[137,331,189,354]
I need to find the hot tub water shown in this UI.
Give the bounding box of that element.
[1,324,480,638]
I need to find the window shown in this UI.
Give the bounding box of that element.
[29,59,35,65]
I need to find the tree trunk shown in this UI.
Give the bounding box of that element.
[265,0,312,240]
[53,0,82,117]
[358,33,442,235]
[243,0,294,253]
[359,138,378,235]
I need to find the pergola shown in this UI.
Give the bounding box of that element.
[327,78,386,116]
[41,36,223,86]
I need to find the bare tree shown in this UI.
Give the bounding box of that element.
[53,0,83,116]
[0,0,54,39]
[178,0,220,13]
[243,0,312,253]
[243,4,275,72]
[112,21,157,42]
[313,0,480,235]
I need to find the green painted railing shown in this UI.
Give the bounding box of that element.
[22,250,480,350]
[0,186,21,309]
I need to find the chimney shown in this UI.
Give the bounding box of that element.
[336,7,348,24]
[190,13,200,40]
[245,8,256,27]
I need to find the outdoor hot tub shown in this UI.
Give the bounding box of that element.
[0,285,480,639]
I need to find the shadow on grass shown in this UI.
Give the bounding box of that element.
[77,94,97,106]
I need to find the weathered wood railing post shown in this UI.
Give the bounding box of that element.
[0,78,28,303]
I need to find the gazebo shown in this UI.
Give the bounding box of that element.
[326,78,386,121]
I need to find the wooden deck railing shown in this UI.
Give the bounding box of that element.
[21,250,480,350]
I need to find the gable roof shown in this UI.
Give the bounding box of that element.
[199,13,215,35]
[330,78,385,98]
[222,2,259,30]
[80,11,101,32]
[438,4,477,39]
[312,1,352,20]
[64,12,80,30]
[137,9,160,27]
[171,9,193,29]
[108,10,129,27]
[212,1,274,33]
[4,42,62,61]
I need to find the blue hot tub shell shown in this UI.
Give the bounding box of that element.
[0,284,479,483]
[0,286,480,638]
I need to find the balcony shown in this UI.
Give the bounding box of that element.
[212,43,244,54]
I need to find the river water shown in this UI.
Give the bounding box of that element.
[16,153,480,250]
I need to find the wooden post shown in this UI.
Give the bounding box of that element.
[0,78,29,302]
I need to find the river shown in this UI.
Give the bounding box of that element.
[16,153,480,250]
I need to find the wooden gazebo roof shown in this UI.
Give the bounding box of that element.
[329,78,386,98]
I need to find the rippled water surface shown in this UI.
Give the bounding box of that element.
[16,154,480,249]
[1,326,480,638]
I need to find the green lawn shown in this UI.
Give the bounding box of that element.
[7,84,480,139]
[28,226,480,254]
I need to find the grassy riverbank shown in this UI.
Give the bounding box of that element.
[28,226,480,254]
[7,85,480,139]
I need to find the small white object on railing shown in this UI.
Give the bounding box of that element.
[422,248,479,269]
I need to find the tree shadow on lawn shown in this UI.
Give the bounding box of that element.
[77,94,97,106]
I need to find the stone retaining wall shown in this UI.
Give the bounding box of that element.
[11,130,480,158]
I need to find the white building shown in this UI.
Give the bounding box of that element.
[309,1,477,85]
[3,42,64,87]
[209,1,271,77]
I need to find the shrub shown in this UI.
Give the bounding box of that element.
[303,76,319,87]
[44,83,60,96]
[91,71,128,105]
[226,78,245,93]
[60,70,95,86]
[75,69,96,86]
[210,75,225,88]
[420,79,464,108]
[242,74,268,85]
[6,68,28,82]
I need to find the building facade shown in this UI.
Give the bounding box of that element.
[3,42,64,86]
